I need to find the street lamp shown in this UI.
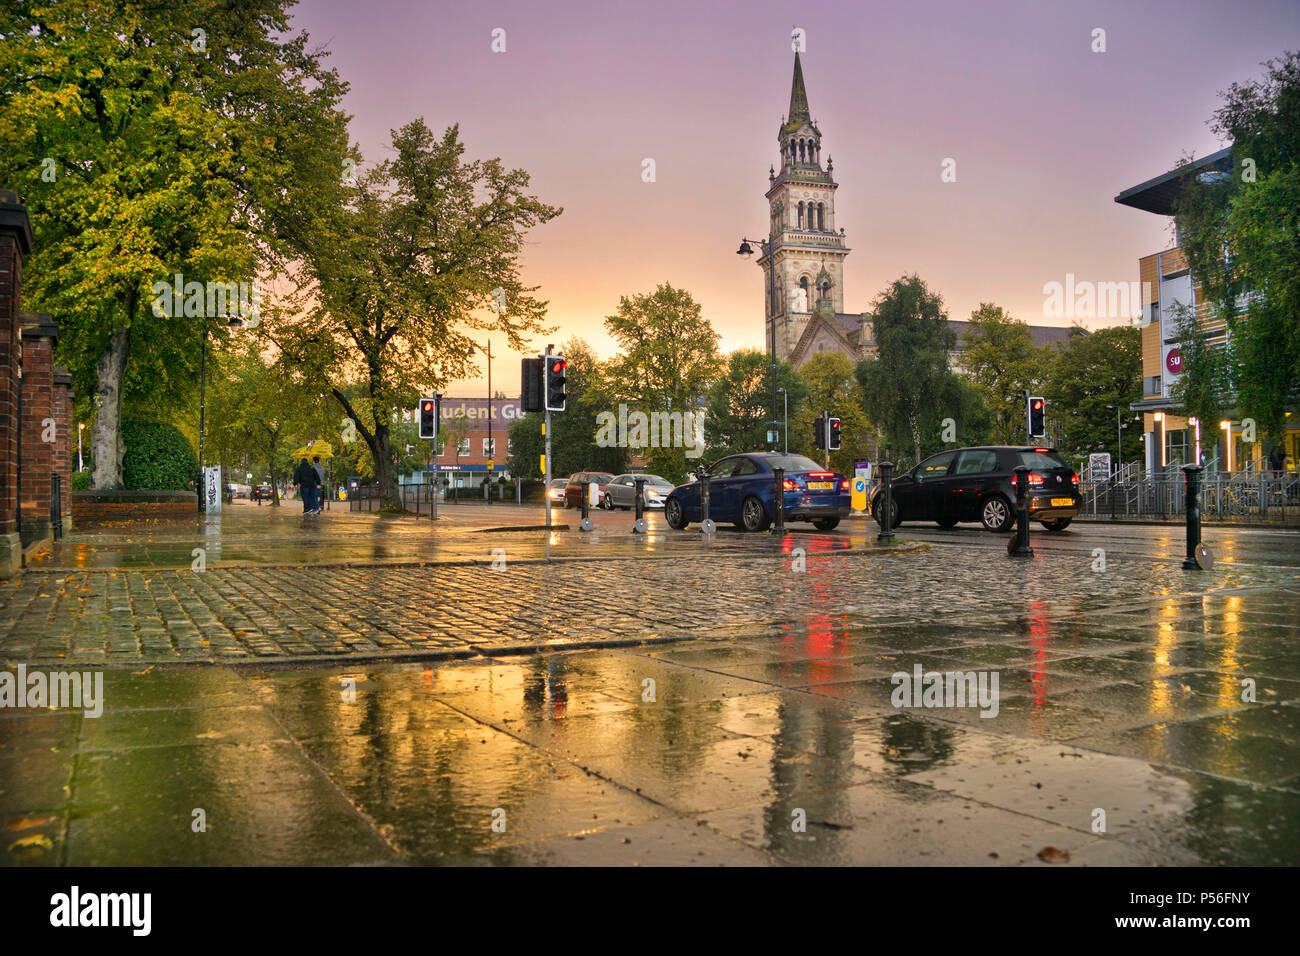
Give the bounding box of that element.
[77,422,84,473]
[776,386,789,454]
[737,237,780,450]
[1220,420,1233,472]
[1153,411,1166,468]
[467,340,494,487]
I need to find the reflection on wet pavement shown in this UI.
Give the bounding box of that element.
[5,585,1298,866]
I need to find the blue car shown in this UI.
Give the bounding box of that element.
[664,453,851,532]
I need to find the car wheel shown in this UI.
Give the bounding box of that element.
[981,495,1014,532]
[601,494,613,510]
[665,496,688,530]
[1041,518,1072,532]
[873,497,901,529]
[936,517,959,528]
[740,495,770,532]
[813,517,840,531]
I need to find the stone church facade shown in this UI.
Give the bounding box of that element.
[758,54,1083,371]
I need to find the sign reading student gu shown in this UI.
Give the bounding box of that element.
[438,397,525,424]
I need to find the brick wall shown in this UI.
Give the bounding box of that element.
[53,366,73,527]
[20,314,57,530]
[0,191,34,541]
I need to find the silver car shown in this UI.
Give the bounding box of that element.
[601,473,674,510]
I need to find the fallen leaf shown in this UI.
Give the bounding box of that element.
[4,816,56,831]
[195,730,225,739]
[133,664,155,676]
[1037,846,1070,864]
[8,834,52,851]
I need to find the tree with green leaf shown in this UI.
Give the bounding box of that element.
[788,352,872,474]
[274,118,561,508]
[603,283,723,479]
[961,303,1054,444]
[856,275,959,466]
[704,349,806,459]
[0,0,352,488]
[1042,325,1142,462]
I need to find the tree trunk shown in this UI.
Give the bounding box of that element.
[90,324,131,490]
[909,414,922,467]
[371,421,401,509]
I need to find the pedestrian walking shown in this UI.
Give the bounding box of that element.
[293,457,319,515]
[311,456,326,514]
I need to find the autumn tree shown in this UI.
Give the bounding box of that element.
[0,0,351,488]
[275,119,561,508]
[961,303,1055,444]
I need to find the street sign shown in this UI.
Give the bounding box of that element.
[851,476,868,512]
[1088,452,1112,481]
[203,466,222,514]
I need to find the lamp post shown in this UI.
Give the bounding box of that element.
[777,386,788,454]
[468,340,494,488]
[1154,411,1166,468]
[77,422,84,473]
[1220,420,1233,472]
[737,237,779,451]
[197,313,248,511]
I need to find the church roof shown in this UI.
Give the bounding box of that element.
[946,320,1087,349]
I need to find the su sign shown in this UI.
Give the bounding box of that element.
[1165,347,1184,376]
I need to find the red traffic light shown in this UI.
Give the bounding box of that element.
[422,401,434,411]
[1032,400,1044,410]
[550,360,566,373]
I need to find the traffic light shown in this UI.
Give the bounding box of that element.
[1028,396,1046,438]
[521,357,544,412]
[545,354,567,412]
[828,416,842,451]
[813,418,825,450]
[418,396,439,440]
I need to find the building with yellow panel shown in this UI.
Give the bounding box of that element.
[1115,149,1297,474]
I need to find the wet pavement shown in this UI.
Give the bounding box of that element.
[2,503,1299,865]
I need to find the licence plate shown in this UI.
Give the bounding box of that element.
[1050,497,1073,507]
[807,482,833,490]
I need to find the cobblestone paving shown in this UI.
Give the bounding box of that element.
[2,544,1297,664]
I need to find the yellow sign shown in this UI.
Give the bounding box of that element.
[486,459,495,471]
[851,477,868,511]
[540,454,546,473]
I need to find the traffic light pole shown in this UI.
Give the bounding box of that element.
[824,412,830,470]
[544,408,551,531]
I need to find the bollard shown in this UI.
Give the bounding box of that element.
[484,480,491,504]
[772,467,786,534]
[1008,465,1033,557]
[632,477,647,534]
[579,479,593,532]
[876,462,895,542]
[51,473,63,541]
[698,467,716,535]
[1182,464,1205,570]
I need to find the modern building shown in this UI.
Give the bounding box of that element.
[1115,148,1297,473]
[757,53,1084,372]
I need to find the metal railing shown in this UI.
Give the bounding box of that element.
[1079,468,1299,525]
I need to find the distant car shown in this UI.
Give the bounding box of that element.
[563,471,614,509]
[870,445,1080,532]
[664,453,850,532]
[546,478,567,506]
[252,484,274,502]
[602,473,675,510]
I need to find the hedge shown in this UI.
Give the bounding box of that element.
[122,420,198,491]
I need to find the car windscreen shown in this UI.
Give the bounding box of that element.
[643,475,673,486]
[590,473,614,483]
[1016,450,1071,470]
[765,455,824,473]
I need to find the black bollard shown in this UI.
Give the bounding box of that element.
[772,467,786,534]
[579,479,593,532]
[698,467,715,535]
[876,461,895,542]
[1182,464,1203,570]
[1008,465,1033,557]
[632,477,647,533]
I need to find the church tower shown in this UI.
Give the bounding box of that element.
[759,52,851,363]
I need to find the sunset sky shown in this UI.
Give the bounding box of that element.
[288,0,1300,396]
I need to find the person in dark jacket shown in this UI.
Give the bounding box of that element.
[293,458,319,514]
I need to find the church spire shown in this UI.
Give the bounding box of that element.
[788,52,811,125]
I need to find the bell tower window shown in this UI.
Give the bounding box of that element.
[817,203,824,231]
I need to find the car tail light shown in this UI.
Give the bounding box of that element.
[808,472,832,478]
[1028,473,1045,485]
[840,480,850,490]
[783,479,798,491]
[1071,474,1079,486]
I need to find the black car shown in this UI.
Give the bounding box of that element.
[870,446,1080,532]
[251,484,274,502]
